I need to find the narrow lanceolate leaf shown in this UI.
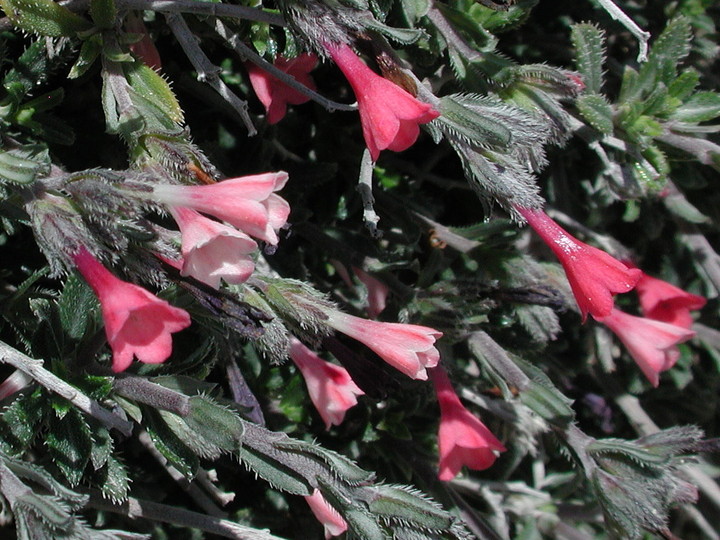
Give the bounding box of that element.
[667,69,699,101]
[571,23,605,94]
[0,0,90,36]
[237,444,313,496]
[647,17,692,69]
[670,92,720,123]
[99,455,129,503]
[123,61,184,124]
[515,358,575,427]
[0,144,50,185]
[57,274,97,340]
[365,484,455,531]
[587,439,669,466]
[361,18,427,44]
[68,36,103,79]
[439,95,513,148]
[576,94,614,134]
[183,395,244,453]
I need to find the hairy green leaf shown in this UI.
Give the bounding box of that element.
[571,23,605,94]
[0,0,90,36]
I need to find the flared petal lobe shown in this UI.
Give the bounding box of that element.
[152,172,290,245]
[516,206,641,320]
[247,54,318,124]
[170,206,257,288]
[431,367,505,481]
[73,248,191,372]
[289,338,364,429]
[326,42,439,161]
[635,273,706,328]
[325,311,441,380]
[597,308,696,386]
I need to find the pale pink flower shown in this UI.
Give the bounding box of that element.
[73,247,191,372]
[247,54,317,124]
[152,172,290,245]
[325,42,439,161]
[305,489,348,539]
[325,310,441,380]
[353,267,390,318]
[515,206,641,321]
[170,206,257,288]
[635,273,706,329]
[289,338,364,429]
[597,308,696,387]
[431,367,505,481]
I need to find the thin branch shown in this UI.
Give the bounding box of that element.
[212,19,357,113]
[118,0,285,26]
[84,488,287,540]
[0,340,133,436]
[165,13,257,135]
[593,0,650,62]
[113,375,192,417]
[357,148,381,237]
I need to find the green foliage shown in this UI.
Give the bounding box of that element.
[0,0,718,539]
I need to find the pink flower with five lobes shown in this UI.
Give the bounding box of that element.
[247,54,318,124]
[634,272,706,329]
[152,172,290,245]
[431,367,506,481]
[72,247,191,373]
[325,42,439,161]
[169,206,257,288]
[289,338,364,430]
[515,206,641,321]
[304,489,348,539]
[596,308,696,387]
[324,310,441,380]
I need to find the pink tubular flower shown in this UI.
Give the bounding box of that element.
[325,42,439,161]
[597,308,696,387]
[515,206,641,321]
[325,310,441,380]
[635,273,706,328]
[353,268,390,318]
[305,489,348,539]
[431,367,506,481]
[170,206,257,288]
[152,172,290,245]
[289,338,364,429]
[247,54,318,124]
[73,247,191,373]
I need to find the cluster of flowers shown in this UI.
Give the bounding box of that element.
[44,35,705,537]
[517,206,705,387]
